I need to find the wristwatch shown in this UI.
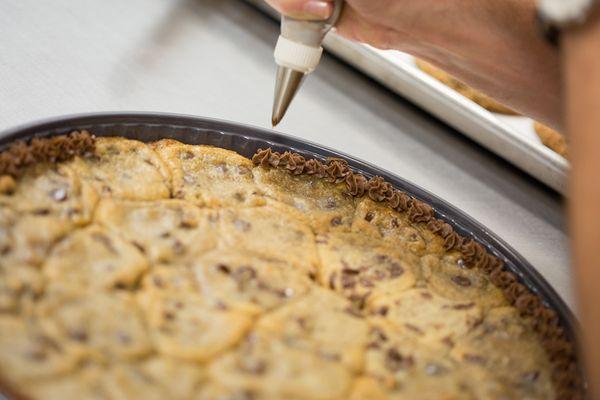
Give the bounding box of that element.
[538,0,597,45]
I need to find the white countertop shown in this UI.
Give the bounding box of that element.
[0,0,575,309]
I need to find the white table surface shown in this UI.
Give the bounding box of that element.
[0,0,575,309]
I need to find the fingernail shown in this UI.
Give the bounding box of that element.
[302,1,332,19]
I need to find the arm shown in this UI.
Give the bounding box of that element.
[267,0,562,130]
[564,8,600,397]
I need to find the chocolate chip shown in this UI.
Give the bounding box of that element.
[371,269,387,281]
[330,216,342,227]
[345,306,363,318]
[451,302,475,310]
[365,211,375,222]
[163,311,176,321]
[522,371,539,384]
[234,220,251,232]
[463,353,486,364]
[341,267,360,275]
[319,351,341,362]
[238,358,267,375]
[116,332,132,344]
[425,363,446,376]
[375,306,389,316]
[68,330,88,342]
[341,274,357,289]
[389,262,404,278]
[131,241,146,254]
[152,276,164,288]
[181,151,194,160]
[91,232,117,254]
[234,192,246,202]
[370,327,388,342]
[32,208,50,216]
[385,349,414,372]
[216,264,231,274]
[25,349,47,361]
[233,266,257,288]
[405,323,424,336]
[451,275,472,287]
[329,272,337,290]
[179,220,196,229]
[172,240,185,254]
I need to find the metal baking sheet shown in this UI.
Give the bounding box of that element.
[245,0,568,194]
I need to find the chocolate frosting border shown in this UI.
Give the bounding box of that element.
[252,147,583,399]
[0,130,95,178]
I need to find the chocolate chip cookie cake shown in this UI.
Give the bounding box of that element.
[0,131,582,399]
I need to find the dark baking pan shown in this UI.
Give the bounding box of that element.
[0,111,584,396]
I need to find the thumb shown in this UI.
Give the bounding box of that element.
[264,0,334,20]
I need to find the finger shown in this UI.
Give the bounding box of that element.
[264,0,334,20]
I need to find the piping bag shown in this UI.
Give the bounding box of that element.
[271,0,344,127]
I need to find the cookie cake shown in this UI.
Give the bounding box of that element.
[0,131,582,399]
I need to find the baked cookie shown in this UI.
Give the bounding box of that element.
[39,291,152,362]
[192,250,312,314]
[209,331,353,400]
[217,205,320,276]
[69,137,171,200]
[416,59,517,115]
[256,287,369,371]
[254,166,356,231]
[0,316,83,383]
[137,291,252,362]
[0,163,97,225]
[44,225,149,291]
[421,252,507,310]
[316,231,418,302]
[366,288,483,349]
[95,199,219,263]
[451,307,555,399]
[534,122,569,158]
[153,139,266,207]
[1,208,77,268]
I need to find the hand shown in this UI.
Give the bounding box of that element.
[264,0,419,50]
[265,0,562,131]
